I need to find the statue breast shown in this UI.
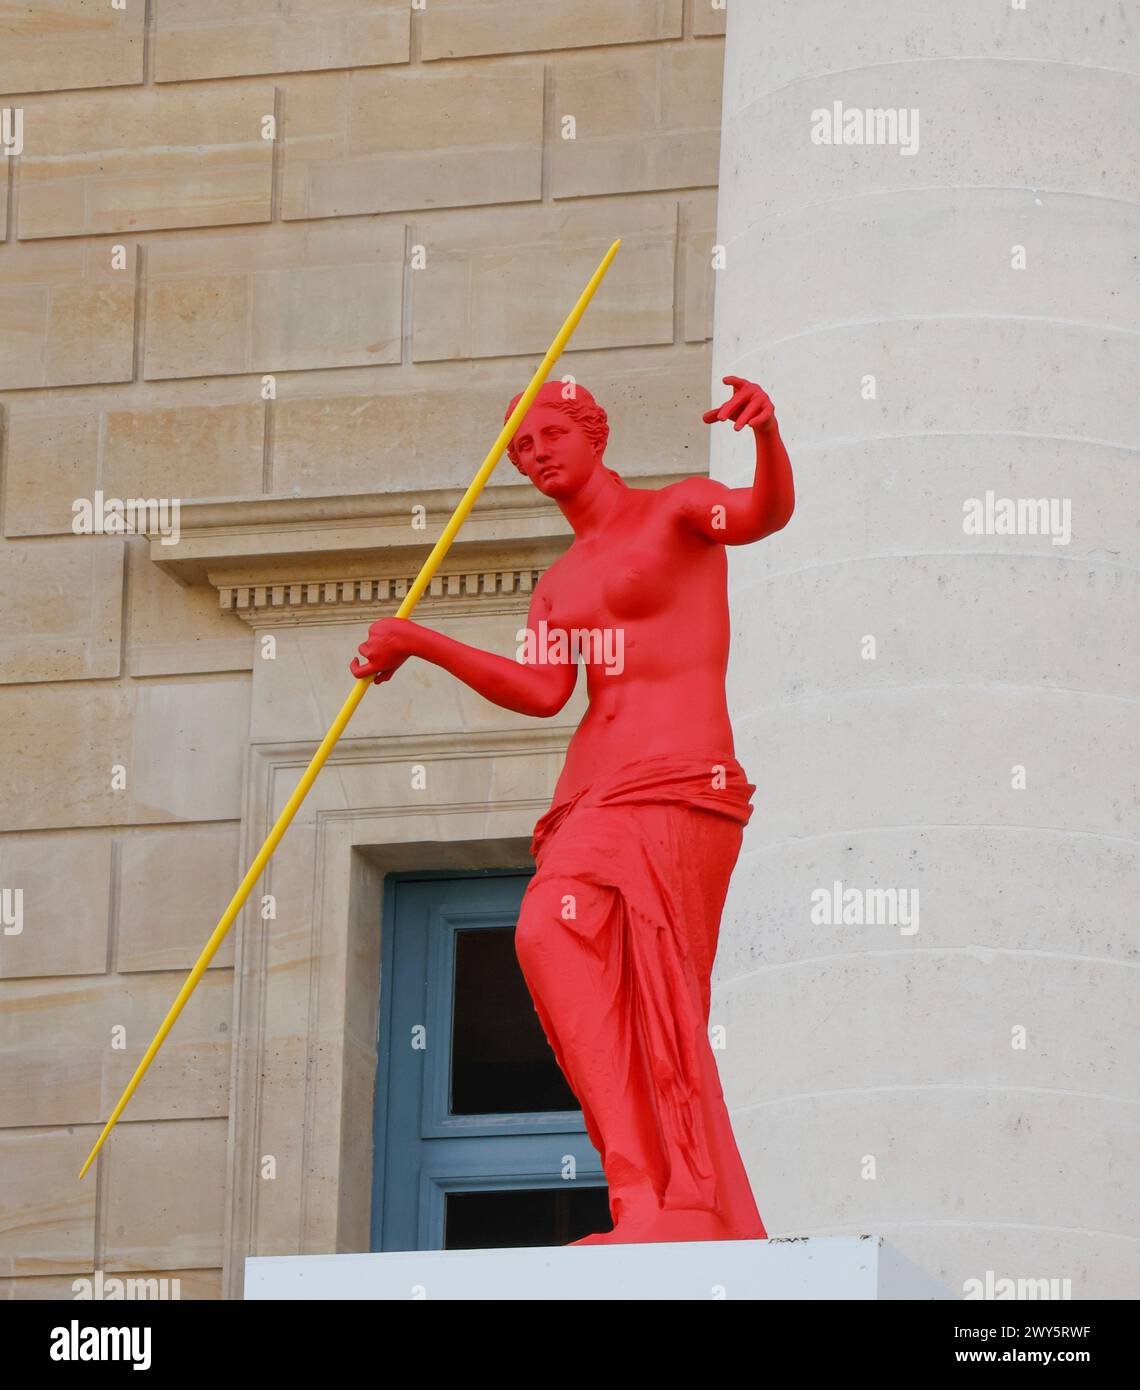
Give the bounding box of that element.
[600,549,675,620]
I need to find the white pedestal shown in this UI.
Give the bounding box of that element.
[245,1235,955,1300]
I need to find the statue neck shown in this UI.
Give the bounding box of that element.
[558,461,624,538]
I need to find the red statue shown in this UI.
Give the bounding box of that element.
[352,377,795,1244]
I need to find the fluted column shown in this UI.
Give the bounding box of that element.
[709,1,1138,1297]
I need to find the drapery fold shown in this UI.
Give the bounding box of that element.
[524,751,765,1236]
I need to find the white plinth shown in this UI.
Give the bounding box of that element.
[245,1235,955,1300]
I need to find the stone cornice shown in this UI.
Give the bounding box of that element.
[149,472,688,625]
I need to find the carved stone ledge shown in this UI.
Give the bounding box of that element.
[146,473,688,627]
[218,566,545,626]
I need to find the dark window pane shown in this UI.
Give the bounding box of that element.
[445,1186,612,1250]
[451,926,579,1115]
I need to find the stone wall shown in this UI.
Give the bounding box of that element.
[0,0,728,1298]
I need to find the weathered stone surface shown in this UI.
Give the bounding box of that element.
[144,221,405,379]
[726,0,1137,109]
[693,0,727,37]
[551,44,723,198]
[0,1127,96,1276]
[117,824,241,971]
[0,0,145,95]
[0,537,123,683]
[412,200,677,361]
[126,538,253,678]
[0,242,135,389]
[0,970,230,1126]
[155,0,409,83]
[0,679,249,831]
[421,0,683,60]
[3,399,265,539]
[18,83,274,238]
[102,1119,228,1271]
[2,408,99,537]
[104,402,265,502]
[282,63,543,219]
[0,831,112,978]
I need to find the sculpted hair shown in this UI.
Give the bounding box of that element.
[504,382,625,484]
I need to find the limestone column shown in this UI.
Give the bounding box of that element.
[708,0,1138,1297]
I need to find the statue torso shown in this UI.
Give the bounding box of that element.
[539,484,737,802]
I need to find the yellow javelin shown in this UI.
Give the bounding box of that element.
[78,239,622,1180]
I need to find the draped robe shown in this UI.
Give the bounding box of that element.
[520,750,766,1238]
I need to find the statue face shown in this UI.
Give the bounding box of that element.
[512,403,599,499]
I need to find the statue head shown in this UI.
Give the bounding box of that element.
[504,382,623,499]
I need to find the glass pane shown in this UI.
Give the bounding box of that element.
[450,925,579,1115]
[444,1186,612,1249]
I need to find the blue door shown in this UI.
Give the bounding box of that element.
[372,870,610,1250]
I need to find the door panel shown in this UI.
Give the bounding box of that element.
[372,870,608,1251]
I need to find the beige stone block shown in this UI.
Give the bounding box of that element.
[3,399,264,540]
[125,538,253,678]
[117,825,240,972]
[102,1118,227,1271]
[155,0,409,82]
[0,536,123,683]
[412,200,677,361]
[422,0,682,59]
[0,286,51,388]
[0,1267,223,1299]
[0,685,133,831]
[99,971,232,1122]
[693,0,727,37]
[0,831,112,978]
[2,408,99,537]
[144,221,404,379]
[0,978,101,1125]
[282,63,543,218]
[0,1127,96,1276]
[551,44,723,198]
[143,274,250,381]
[272,349,715,493]
[18,83,274,238]
[0,242,135,388]
[0,678,248,831]
[0,971,230,1126]
[46,281,136,386]
[682,190,718,342]
[128,678,251,823]
[104,402,265,502]
[0,0,145,94]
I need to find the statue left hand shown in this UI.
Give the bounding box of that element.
[351,617,419,684]
[703,376,776,433]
